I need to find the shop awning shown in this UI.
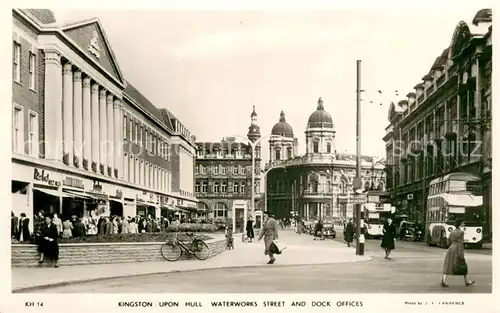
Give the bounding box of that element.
[177,206,197,212]
[63,189,94,200]
[161,205,178,211]
[33,187,66,198]
[137,200,158,207]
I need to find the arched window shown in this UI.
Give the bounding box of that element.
[275,148,281,160]
[202,181,208,193]
[221,182,227,193]
[240,182,245,194]
[287,147,293,159]
[326,142,332,153]
[195,182,200,193]
[213,182,220,193]
[310,180,318,193]
[313,140,319,153]
[233,183,239,193]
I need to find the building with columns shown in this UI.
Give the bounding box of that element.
[265,98,386,220]
[194,106,262,230]
[11,9,197,231]
[383,9,492,238]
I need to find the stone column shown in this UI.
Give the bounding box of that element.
[82,76,92,170]
[91,83,100,172]
[99,89,108,175]
[113,100,122,178]
[107,94,115,176]
[43,50,63,162]
[73,70,83,168]
[62,62,73,165]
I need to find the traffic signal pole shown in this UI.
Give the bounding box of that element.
[355,60,365,256]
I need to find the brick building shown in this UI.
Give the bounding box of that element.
[265,98,386,220]
[382,9,492,238]
[194,106,262,230]
[11,9,197,231]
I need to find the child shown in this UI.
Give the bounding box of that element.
[225,226,234,250]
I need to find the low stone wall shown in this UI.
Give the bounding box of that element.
[11,238,227,267]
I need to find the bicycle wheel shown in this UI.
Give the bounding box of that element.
[161,243,182,261]
[193,241,210,260]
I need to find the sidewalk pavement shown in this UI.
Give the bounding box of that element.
[11,229,371,292]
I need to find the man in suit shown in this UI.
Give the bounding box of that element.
[18,213,31,242]
[73,218,86,238]
[11,211,19,239]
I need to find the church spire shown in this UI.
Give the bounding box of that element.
[247,105,261,142]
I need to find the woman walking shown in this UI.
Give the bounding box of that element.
[37,215,60,267]
[381,216,396,259]
[441,219,475,287]
[258,212,279,264]
[344,219,355,247]
[246,217,255,243]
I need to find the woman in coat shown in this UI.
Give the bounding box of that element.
[381,217,397,259]
[246,217,255,243]
[344,219,355,247]
[258,212,279,264]
[441,219,475,287]
[37,216,60,267]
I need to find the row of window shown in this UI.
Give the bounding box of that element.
[427,207,448,223]
[311,141,332,154]
[123,116,171,161]
[195,164,250,175]
[123,153,171,192]
[12,105,39,157]
[13,41,36,90]
[195,181,246,194]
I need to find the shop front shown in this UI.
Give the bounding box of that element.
[136,191,160,218]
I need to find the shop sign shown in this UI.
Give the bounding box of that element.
[33,168,61,187]
[116,189,123,198]
[177,199,183,205]
[63,176,84,189]
[201,193,233,198]
[149,193,155,201]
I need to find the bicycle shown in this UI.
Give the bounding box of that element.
[161,232,210,261]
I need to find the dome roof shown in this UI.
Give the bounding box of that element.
[271,111,294,138]
[307,97,334,128]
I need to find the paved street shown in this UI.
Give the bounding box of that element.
[24,228,491,294]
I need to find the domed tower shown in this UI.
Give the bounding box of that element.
[305,97,336,156]
[269,110,297,162]
[247,105,262,158]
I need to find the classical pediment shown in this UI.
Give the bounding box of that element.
[61,18,125,86]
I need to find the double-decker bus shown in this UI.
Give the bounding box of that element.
[363,191,392,239]
[426,172,484,249]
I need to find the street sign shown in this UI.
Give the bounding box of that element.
[351,195,367,204]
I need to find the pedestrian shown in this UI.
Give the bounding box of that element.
[52,213,63,237]
[129,218,139,234]
[73,218,86,238]
[314,219,324,240]
[344,218,355,247]
[18,213,31,242]
[11,211,19,239]
[61,218,73,238]
[121,216,130,234]
[381,216,397,259]
[246,217,255,243]
[258,212,279,264]
[441,219,475,287]
[225,226,234,249]
[37,215,60,268]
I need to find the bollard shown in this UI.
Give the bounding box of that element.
[358,232,365,256]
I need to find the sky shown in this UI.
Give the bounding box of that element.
[53,3,492,163]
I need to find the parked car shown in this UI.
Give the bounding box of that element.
[322,223,336,239]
